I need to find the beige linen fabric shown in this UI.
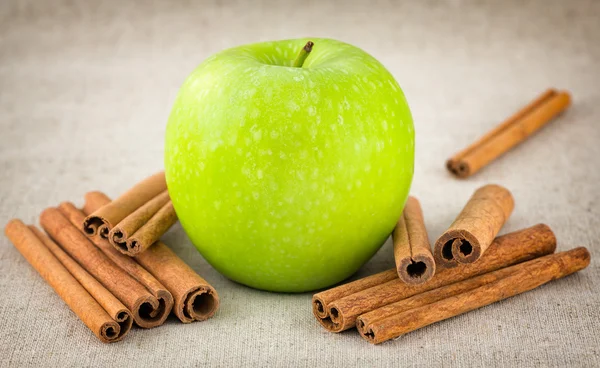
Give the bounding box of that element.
[1,0,599,366]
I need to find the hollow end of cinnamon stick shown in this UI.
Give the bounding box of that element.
[82,216,105,237]
[109,228,130,253]
[178,286,219,323]
[312,296,328,319]
[435,230,481,266]
[397,255,436,285]
[446,159,471,179]
[133,295,170,328]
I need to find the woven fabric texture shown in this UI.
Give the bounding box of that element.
[1,0,599,366]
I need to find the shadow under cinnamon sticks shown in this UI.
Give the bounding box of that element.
[312,224,556,332]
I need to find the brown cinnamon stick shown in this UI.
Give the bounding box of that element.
[83,172,166,238]
[447,89,571,178]
[126,200,177,256]
[434,184,514,266]
[83,191,220,323]
[108,190,173,255]
[358,247,590,344]
[315,224,555,332]
[58,202,174,317]
[5,219,127,343]
[40,208,170,328]
[29,226,133,341]
[393,196,435,284]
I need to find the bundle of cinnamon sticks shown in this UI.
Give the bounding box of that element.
[5,172,219,343]
[313,184,590,344]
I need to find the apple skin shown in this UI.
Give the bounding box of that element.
[165,38,414,292]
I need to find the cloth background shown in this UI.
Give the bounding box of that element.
[1,0,599,366]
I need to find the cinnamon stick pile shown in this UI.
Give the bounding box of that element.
[5,172,219,343]
[313,184,590,344]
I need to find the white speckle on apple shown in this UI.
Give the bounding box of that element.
[337,115,344,125]
[354,142,361,152]
[352,85,360,92]
[293,75,304,82]
[257,170,263,179]
[252,192,260,200]
[382,120,388,131]
[288,100,300,111]
[356,179,362,188]
[333,84,340,91]
[308,106,316,116]
[270,131,279,139]
[213,201,222,210]
[253,130,262,141]
[279,152,287,160]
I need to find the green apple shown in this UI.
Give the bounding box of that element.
[165,38,414,292]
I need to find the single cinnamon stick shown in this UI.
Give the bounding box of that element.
[447,89,571,178]
[40,208,170,328]
[29,226,133,340]
[108,190,172,254]
[359,247,590,344]
[83,191,220,323]
[126,200,177,256]
[58,202,174,317]
[434,184,514,266]
[393,196,435,284]
[4,219,126,343]
[83,172,166,238]
[316,224,555,332]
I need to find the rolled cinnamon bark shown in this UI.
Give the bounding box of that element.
[108,190,171,254]
[83,191,220,323]
[126,200,177,256]
[317,224,555,332]
[393,196,435,284]
[40,208,170,328]
[359,247,590,344]
[5,219,126,343]
[58,202,174,317]
[312,270,397,320]
[434,184,514,266]
[446,89,571,178]
[83,172,166,238]
[29,226,133,340]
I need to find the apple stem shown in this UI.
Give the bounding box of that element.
[292,41,314,68]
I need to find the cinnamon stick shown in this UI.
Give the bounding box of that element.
[315,224,555,332]
[447,89,571,178]
[126,200,177,256]
[393,196,435,284]
[40,208,170,328]
[58,202,174,317]
[358,247,590,344]
[83,191,220,323]
[83,172,166,238]
[108,190,173,255]
[5,219,127,343]
[29,226,133,341]
[434,184,514,266]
